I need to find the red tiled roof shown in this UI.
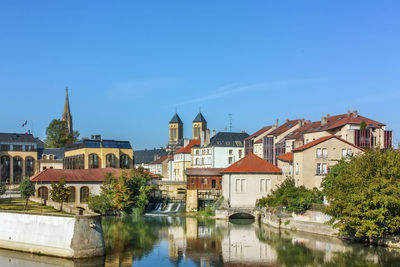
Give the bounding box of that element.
[284,122,314,141]
[277,152,293,162]
[305,113,385,134]
[151,155,168,164]
[186,168,224,176]
[174,139,201,154]
[268,120,300,136]
[245,126,273,140]
[222,153,281,174]
[143,170,160,178]
[293,135,364,152]
[30,168,121,183]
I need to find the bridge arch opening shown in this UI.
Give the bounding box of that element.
[229,212,255,220]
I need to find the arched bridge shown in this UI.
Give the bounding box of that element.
[216,207,259,219]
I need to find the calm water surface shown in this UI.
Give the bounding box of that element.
[1,215,400,266]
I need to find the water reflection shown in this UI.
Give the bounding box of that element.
[101,215,400,267]
[1,215,399,266]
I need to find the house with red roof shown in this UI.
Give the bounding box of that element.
[148,155,169,177]
[221,153,282,208]
[30,168,121,209]
[244,125,274,156]
[284,135,364,190]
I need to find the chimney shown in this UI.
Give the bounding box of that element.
[298,119,303,127]
[321,116,327,125]
[276,119,279,127]
[242,130,246,133]
[347,110,351,116]
[353,110,358,118]
[327,114,330,118]
[201,131,205,147]
[212,129,216,137]
[286,119,289,123]
[306,120,311,124]
[184,138,190,147]
[205,129,210,146]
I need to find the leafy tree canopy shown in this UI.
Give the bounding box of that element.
[50,178,72,211]
[19,177,35,209]
[322,149,400,238]
[44,119,79,148]
[258,177,323,213]
[0,182,6,196]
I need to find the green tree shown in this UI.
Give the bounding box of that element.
[89,173,118,214]
[50,178,72,212]
[19,177,35,210]
[322,149,400,238]
[44,119,79,148]
[360,121,367,130]
[258,177,323,213]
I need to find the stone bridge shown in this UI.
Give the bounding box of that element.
[215,207,259,219]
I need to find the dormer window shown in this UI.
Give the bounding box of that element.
[49,155,54,160]
[42,155,47,160]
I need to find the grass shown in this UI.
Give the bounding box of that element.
[0,197,71,216]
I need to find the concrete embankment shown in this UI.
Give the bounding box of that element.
[0,211,105,258]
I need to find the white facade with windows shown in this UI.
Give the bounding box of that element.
[192,146,245,169]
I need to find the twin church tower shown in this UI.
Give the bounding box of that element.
[167,112,207,152]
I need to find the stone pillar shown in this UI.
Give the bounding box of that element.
[186,189,198,212]
[10,157,13,184]
[22,157,26,180]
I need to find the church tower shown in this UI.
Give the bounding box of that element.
[62,87,73,135]
[192,112,207,140]
[169,113,183,143]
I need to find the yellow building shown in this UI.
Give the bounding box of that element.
[64,135,133,170]
[0,133,40,184]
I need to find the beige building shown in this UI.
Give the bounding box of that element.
[173,139,200,182]
[64,135,133,170]
[38,148,64,171]
[30,168,121,210]
[0,133,40,184]
[278,135,364,190]
[222,153,282,208]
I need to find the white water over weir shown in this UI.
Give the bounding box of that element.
[146,202,185,215]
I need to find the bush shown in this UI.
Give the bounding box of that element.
[258,177,323,213]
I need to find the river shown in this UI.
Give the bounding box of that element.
[1,214,400,266]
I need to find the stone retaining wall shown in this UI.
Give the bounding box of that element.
[0,211,105,258]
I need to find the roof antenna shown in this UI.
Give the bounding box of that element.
[229,113,233,132]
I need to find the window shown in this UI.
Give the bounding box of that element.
[259,179,269,193]
[80,186,89,203]
[342,149,347,158]
[212,179,216,188]
[1,156,11,183]
[13,156,22,183]
[38,186,48,200]
[42,155,47,160]
[228,157,233,164]
[89,154,99,168]
[25,157,35,177]
[322,164,328,174]
[67,187,76,203]
[191,178,195,184]
[13,145,22,151]
[295,163,299,175]
[347,149,353,156]
[316,148,321,158]
[120,154,131,169]
[235,179,246,193]
[322,148,327,159]
[202,178,207,184]
[239,150,243,158]
[25,145,35,151]
[229,149,233,155]
[42,167,47,170]
[106,154,116,168]
[0,145,10,151]
[196,150,199,155]
[316,163,321,175]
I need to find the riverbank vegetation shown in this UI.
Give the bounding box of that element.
[89,168,155,215]
[322,149,400,239]
[0,197,69,215]
[258,177,323,213]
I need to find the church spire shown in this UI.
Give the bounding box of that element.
[62,87,73,135]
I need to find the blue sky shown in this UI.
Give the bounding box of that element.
[0,1,399,149]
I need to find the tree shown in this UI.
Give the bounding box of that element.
[89,173,118,214]
[360,121,367,130]
[258,177,323,213]
[50,178,72,212]
[322,149,400,239]
[44,119,79,148]
[20,177,35,210]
